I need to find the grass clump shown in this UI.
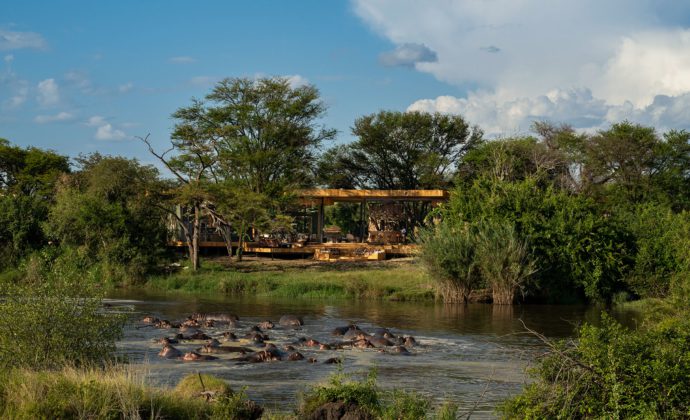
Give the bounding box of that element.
[299,368,457,419]
[174,373,233,398]
[0,367,263,420]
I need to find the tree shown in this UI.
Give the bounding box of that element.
[45,155,168,283]
[318,111,482,229]
[0,139,69,267]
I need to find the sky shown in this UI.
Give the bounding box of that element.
[2,0,690,164]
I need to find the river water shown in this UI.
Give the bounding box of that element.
[107,290,637,418]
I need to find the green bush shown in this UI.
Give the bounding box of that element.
[0,249,125,369]
[418,223,482,303]
[500,313,690,418]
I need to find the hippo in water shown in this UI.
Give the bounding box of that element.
[233,348,283,363]
[191,313,239,326]
[142,315,159,324]
[222,331,238,341]
[182,351,218,361]
[279,315,303,328]
[287,351,304,361]
[153,337,179,345]
[198,344,253,354]
[257,320,275,330]
[367,336,394,348]
[332,323,360,336]
[158,344,182,359]
[390,345,411,355]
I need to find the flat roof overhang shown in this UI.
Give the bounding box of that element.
[295,189,449,205]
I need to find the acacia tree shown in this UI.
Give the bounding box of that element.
[142,77,335,264]
[318,111,482,229]
[139,113,217,270]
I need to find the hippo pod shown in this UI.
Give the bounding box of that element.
[197,344,254,354]
[158,344,182,359]
[279,315,303,328]
[182,351,218,361]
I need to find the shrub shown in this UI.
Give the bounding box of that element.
[476,221,536,304]
[0,249,125,369]
[418,223,482,303]
[500,313,690,418]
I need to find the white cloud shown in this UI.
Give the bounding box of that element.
[169,56,196,64]
[3,54,13,64]
[379,43,438,67]
[36,78,59,106]
[85,115,128,140]
[0,29,46,51]
[118,82,134,93]
[6,86,28,109]
[354,0,690,132]
[285,74,309,88]
[34,111,74,124]
[86,115,106,126]
[95,123,127,140]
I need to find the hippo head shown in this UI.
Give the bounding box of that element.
[158,344,182,359]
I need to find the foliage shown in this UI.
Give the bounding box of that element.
[0,248,126,369]
[44,155,169,283]
[475,221,536,305]
[621,203,690,298]
[417,223,482,303]
[434,175,631,302]
[300,369,381,417]
[380,390,431,420]
[500,313,690,419]
[0,139,69,268]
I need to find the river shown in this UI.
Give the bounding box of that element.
[107,290,638,418]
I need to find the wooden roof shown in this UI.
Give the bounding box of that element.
[296,188,449,204]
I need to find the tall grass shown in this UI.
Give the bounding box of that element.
[476,222,536,305]
[0,367,262,419]
[144,264,434,301]
[418,224,482,303]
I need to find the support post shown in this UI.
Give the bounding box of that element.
[360,199,366,243]
[318,198,324,243]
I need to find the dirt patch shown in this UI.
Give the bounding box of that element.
[205,255,418,273]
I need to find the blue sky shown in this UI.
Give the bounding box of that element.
[2,1,690,164]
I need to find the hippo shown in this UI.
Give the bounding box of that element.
[182,351,218,361]
[206,338,222,347]
[323,357,342,364]
[304,338,321,348]
[249,325,263,333]
[244,331,269,343]
[185,332,211,340]
[181,318,201,328]
[153,337,179,345]
[222,332,238,341]
[234,348,282,363]
[198,344,253,354]
[191,313,239,323]
[343,328,367,341]
[284,345,296,351]
[391,345,411,355]
[158,344,182,359]
[257,320,275,330]
[319,343,332,350]
[373,328,396,340]
[279,315,303,328]
[404,336,418,347]
[287,351,304,361]
[332,324,359,336]
[307,357,318,363]
[352,339,375,349]
[154,320,177,329]
[143,315,159,324]
[367,336,394,348]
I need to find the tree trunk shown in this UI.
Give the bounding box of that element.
[236,221,245,262]
[191,204,201,270]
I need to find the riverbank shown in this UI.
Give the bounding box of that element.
[0,366,457,419]
[140,257,438,301]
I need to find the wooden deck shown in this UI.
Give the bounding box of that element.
[169,240,418,259]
